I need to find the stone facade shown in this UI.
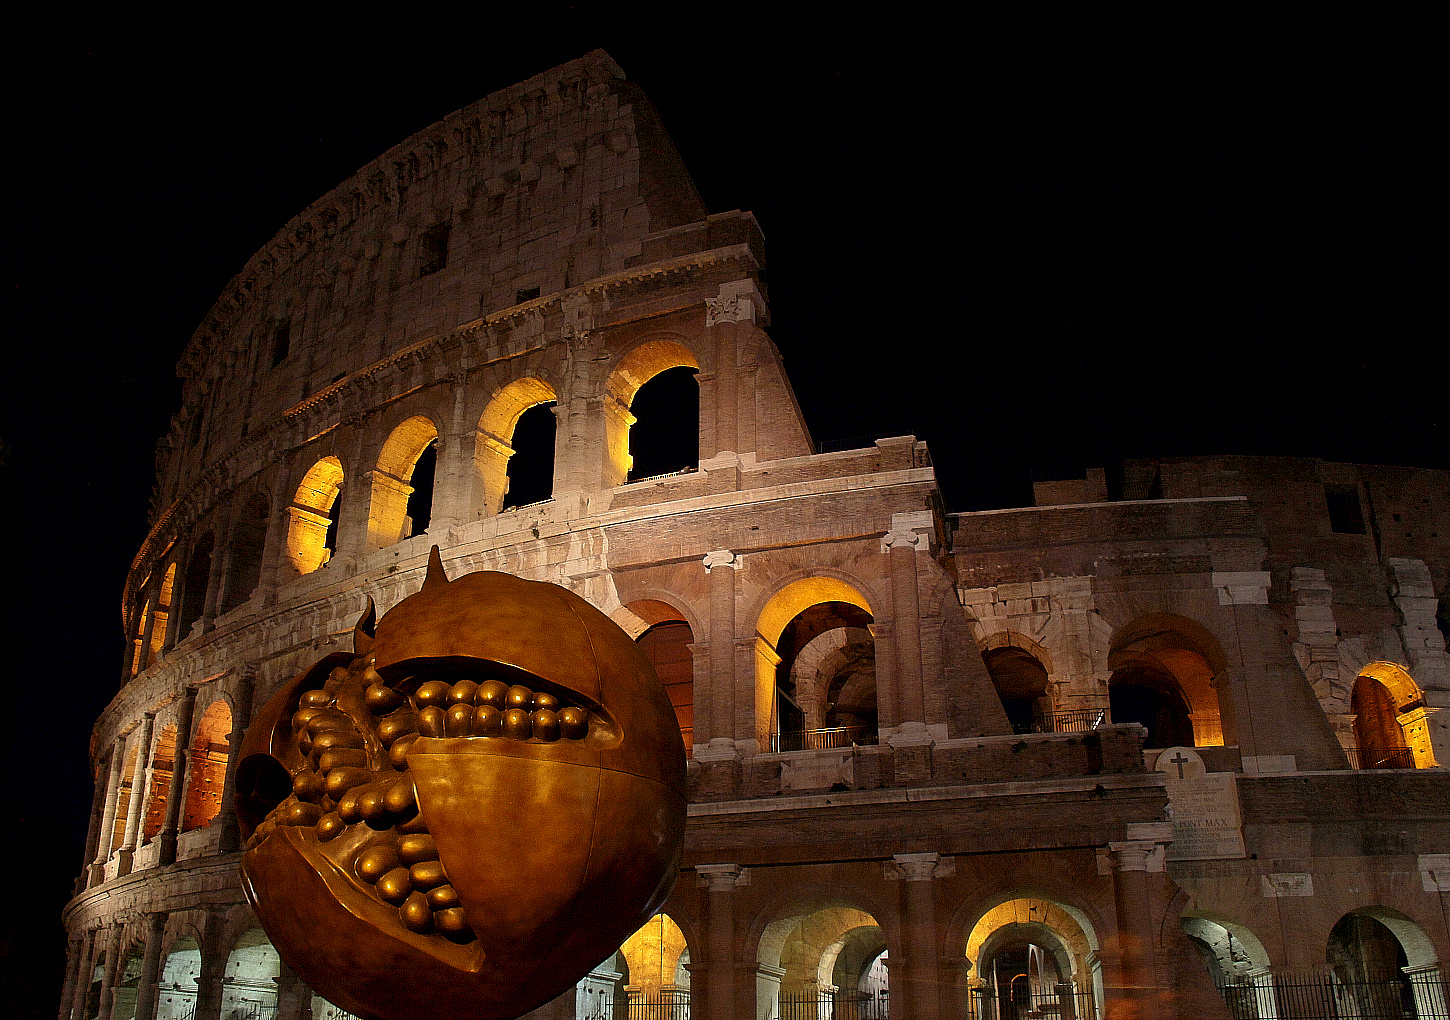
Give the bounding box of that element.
[63,53,1449,1020]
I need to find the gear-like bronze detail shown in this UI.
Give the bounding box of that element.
[235,549,687,1020]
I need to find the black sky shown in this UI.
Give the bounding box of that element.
[0,10,1441,1005]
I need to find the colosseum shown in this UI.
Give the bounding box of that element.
[61,50,1449,1020]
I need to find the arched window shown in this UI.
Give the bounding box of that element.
[367,416,440,548]
[150,563,176,661]
[626,365,700,481]
[157,937,201,1020]
[175,533,214,642]
[182,701,232,831]
[130,599,152,677]
[286,457,344,576]
[220,493,269,615]
[221,929,281,1020]
[142,724,177,842]
[982,645,1051,735]
[757,900,885,1020]
[618,913,691,1009]
[107,742,141,856]
[475,378,558,514]
[604,340,701,489]
[633,607,695,755]
[1108,614,1228,749]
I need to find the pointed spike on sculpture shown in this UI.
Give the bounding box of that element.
[424,545,450,591]
[353,598,376,654]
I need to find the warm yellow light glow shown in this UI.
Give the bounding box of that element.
[476,378,558,515]
[965,897,1095,981]
[368,416,439,548]
[1356,662,1437,768]
[287,457,344,576]
[619,913,689,994]
[182,700,232,832]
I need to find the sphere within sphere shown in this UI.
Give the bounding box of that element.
[235,553,687,1020]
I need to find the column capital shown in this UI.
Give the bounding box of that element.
[695,863,748,891]
[705,280,766,327]
[886,852,954,882]
[1213,570,1271,606]
[1106,840,1164,873]
[703,549,740,572]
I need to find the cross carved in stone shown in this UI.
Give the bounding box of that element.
[1170,752,1191,779]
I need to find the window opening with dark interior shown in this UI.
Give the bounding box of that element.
[1326,485,1366,534]
[418,223,450,278]
[324,490,343,559]
[515,287,540,305]
[405,441,437,537]
[627,366,700,481]
[502,402,556,510]
[271,322,291,367]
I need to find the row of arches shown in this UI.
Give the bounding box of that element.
[129,351,702,678]
[979,613,1438,767]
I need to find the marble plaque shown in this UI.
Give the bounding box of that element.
[1157,747,1246,861]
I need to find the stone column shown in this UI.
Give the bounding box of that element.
[695,864,744,1020]
[889,852,950,1020]
[117,713,156,875]
[698,551,740,760]
[192,914,226,1020]
[133,913,166,1020]
[1107,840,1160,1020]
[57,936,82,1020]
[431,373,471,529]
[882,513,931,743]
[704,280,765,457]
[158,689,197,866]
[711,324,738,457]
[1389,558,1450,766]
[274,959,309,1020]
[200,507,232,631]
[70,928,97,1020]
[80,761,108,893]
[259,466,294,605]
[91,737,127,885]
[216,673,256,852]
[96,924,125,1020]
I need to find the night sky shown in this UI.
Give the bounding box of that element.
[2,11,1440,1009]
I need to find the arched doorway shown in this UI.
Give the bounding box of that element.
[1350,663,1436,769]
[220,928,280,1019]
[1181,915,1274,1017]
[286,457,344,576]
[475,377,558,514]
[618,913,691,1016]
[964,896,1101,1020]
[367,416,440,547]
[757,901,888,1019]
[605,339,701,489]
[1325,909,1444,1020]
[627,364,700,481]
[182,701,232,831]
[1108,615,1227,749]
[111,945,145,1020]
[982,646,1051,735]
[628,600,696,756]
[156,937,201,1020]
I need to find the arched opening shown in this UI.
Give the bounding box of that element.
[367,416,440,548]
[151,562,176,660]
[1108,615,1227,749]
[182,700,232,831]
[112,945,145,1020]
[502,403,556,510]
[142,724,177,842]
[982,646,1051,735]
[108,742,141,857]
[156,937,201,1020]
[310,993,362,1020]
[630,600,695,757]
[220,929,280,1020]
[605,339,701,489]
[627,364,700,481]
[756,578,876,753]
[791,627,878,744]
[964,896,1102,1020]
[1351,663,1436,769]
[1181,915,1274,1017]
[286,457,344,575]
[176,532,214,642]
[475,377,558,514]
[757,901,887,1019]
[220,492,269,615]
[618,913,691,1014]
[130,599,152,677]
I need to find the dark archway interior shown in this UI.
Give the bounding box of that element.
[1109,659,1194,748]
[1328,914,1413,1018]
[405,441,437,536]
[775,602,874,738]
[628,366,699,480]
[983,646,1050,734]
[503,402,557,509]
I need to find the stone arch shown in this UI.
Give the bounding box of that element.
[604,337,702,488]
[958,893,1104,1017]
[618,912,691,997]
[625,599,696,756]
[130,598,153,677]
[286,456,344,576]
[220,491,269,615]
[1353,662,1437,769]
[1108,612,1229,748]
[367,414,440,549]
[156,935,202,1020]
[182,699,232,831]
[219,927,281,1019]
[176,531,214,642]
[475,377,558,514]
[752,574,878,753]
[790,627,876,736]
[113,938,147,1020]
[746,885,893,1020]
[980,636,1053,735]
[142,723,178,842]
[1327,906,1443,1018]
[625,364,701,482]
[150,562,177,662]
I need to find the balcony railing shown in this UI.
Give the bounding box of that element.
[777,989,887,1019]
[1345,746,1416,770]
[1216,971,1449,1019]
[1009,708,1109,736]
[771,726,879,753]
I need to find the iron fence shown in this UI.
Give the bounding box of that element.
[1033,708,1107,734]
[771,726,878,753]
[775,988,888,1018]
[967,985,1096,1019]
[1345,746,1416,770]
[582,990,691,1019]
[1215,971,1449,1019]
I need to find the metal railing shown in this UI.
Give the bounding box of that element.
[967,985,1096,1019]
[1345,746,1416,770]
[1215,971,1449,1019]
[771,726,879,753]
[776,988,888,1018]
[1034,708,1108,734]
[627,989,691,1019]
